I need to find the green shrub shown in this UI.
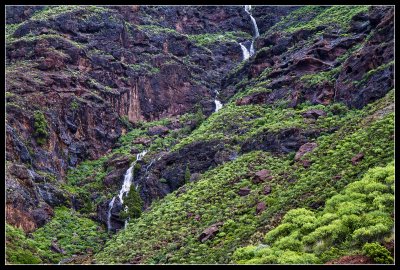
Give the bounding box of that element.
[33,110,49,145]
[121,188,143,220]
[362,242,393,264]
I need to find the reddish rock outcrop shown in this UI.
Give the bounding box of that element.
[326,255,374,264]
[198,222,224,243]
[253,169,272,184]
[294,142,318,161]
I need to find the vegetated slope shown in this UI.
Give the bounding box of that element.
[94,5,394,264]
[233,161,394,264]
[5,5,394,265]
[94,89,394,264]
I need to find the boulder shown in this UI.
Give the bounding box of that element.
[351,153,364,165]
[238,187,251,196]
[263,185,272,195]
[147,125,170,136]
[253,169,272,184]
[198,222,224,243]
[133,137,152,146]
[294,142,318,161]
[256,202,266,215]
[302,109,327,119]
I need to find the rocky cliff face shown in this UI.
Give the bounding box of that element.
[6,5,296,233]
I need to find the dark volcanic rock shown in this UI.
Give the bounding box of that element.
[135,140,228,208]
[263,185,272,195]
[147,125,170,136]
[302,109,327,119]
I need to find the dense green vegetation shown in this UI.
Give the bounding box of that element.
[6,224,43,264]
[95,89,394,264]
[6,207,107,264]
[233,162,394,264]
[33,110,49,145]
[268,6,369,35]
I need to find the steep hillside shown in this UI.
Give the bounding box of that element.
[5,5,394,265]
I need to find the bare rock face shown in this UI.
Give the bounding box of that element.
[220,6,393,110]
[198,222,224,243]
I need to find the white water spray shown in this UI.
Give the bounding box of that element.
[239,42,250,61]
[214,90,223,112]
[239,5,260,59]
[107,196,116,231]
[107,150,148,231]
[245,5,260,38]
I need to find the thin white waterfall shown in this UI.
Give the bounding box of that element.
[215,99,223,112]
[239,42,250,60]
[244,5,259,38]
[107,196,116,231]
[118,150,147,204]
[214,90,223,112]
[107,149,148,231]
[241,5,260,58]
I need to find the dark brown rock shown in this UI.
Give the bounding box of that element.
[253,169,272,184]
[133,137,152,146]
[147,125,170,136]
[325,255,374,264]
[255,202,266,215]
[294,142,318,161]
[263,185,272,195]
[351,153,364,165]
[302,109,327,119]
[238,187,251,196]
[198,222,224,243]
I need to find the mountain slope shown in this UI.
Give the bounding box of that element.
[5,5,394,265]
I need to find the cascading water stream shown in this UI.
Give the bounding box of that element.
[245,5,259,38]
[239,42,250,60]
[107,197,116,232]
[239,5,260,60]
[214,90,223,112]
[107,149,148,231]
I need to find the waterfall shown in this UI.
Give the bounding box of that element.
[240,5,260,59]
[214,99,223,112]
[214,90,223,112]
[244,5,259,38]
[118,150,147,204]
[107,196,116,231]
[239,42,250,61]
[107,149,148,231]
